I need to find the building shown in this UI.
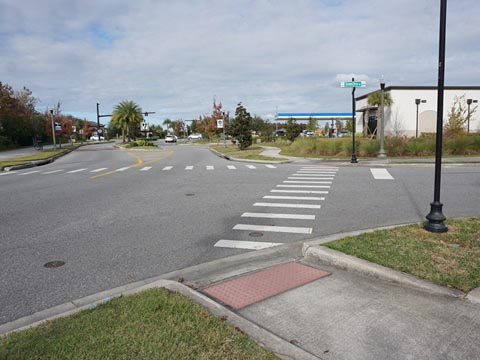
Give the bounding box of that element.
[355,86,480,137]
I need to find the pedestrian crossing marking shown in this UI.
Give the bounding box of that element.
[116,167,129,172]
[265,165,276,168]
[206,165,214,170]
[371,168,394,180]
[241,212,315,220]
[246,165,256,169]
[227,165,236,170]
[185,166,193,170]
[254,202,321,209]
[43,170,64,174]
[90,168,108,173]
[140,167,152,171]
[214,240,282,250]
[271,189,328,194]
[233,224,312,234]
[18,170,40,175]
[162,166,173,171]
[263,195,325,201]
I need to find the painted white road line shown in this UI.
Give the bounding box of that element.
[254,202,321,209]
[67,168,88,173]
[43,170,64,174]
[233,224,312,234]
[162,166,173,171]
[214,240,282,250]
[296,171,337,174]
[246,165,256,169]
[18,170,40,175]
[292,174,335,177]
[300,167,338,170]
[288,177,334,180]
[283,180,332,184]
[115,167,130,172]
[265,165,277,168]
[227,165,236,170]
[0,171,18,176]
[263,195,325,201]
[185,166,193,170]
[277,185,330,188]
[371,168,394,180]
[271,189,328,194]
[90,168,108,173]
[140,167,152,171]
[206,165,214,170]
[241,212,315,220]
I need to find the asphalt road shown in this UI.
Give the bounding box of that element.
[0,142,479,325]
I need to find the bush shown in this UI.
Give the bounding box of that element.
[445,136,469,155]
[358,139,379,157]
[405,139,427,156]
[126,139,155,147]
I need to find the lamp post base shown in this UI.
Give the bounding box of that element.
[424,201,448,233]
[350,154,358,163]
[377,151,387,159]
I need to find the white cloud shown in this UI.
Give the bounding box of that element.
[0,0,479,124]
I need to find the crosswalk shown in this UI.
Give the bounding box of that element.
[0,164,279,177]
[214,165,339,251]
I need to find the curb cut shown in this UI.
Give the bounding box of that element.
[0,280,316,360]
[302,245,466,299]
[208,147,292,164]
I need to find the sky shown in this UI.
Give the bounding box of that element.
[1,0,479,125]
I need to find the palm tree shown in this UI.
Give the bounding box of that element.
[163,118,172,134]
[111,101,143,142]
[366,91,393,136]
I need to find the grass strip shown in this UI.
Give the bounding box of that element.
[0,288,277,359]
[0,149,68,169]
[324,217,480,292]
[210,145,288,161]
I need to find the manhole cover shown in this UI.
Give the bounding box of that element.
[185,193,195,196]
[249,232,263,238]
[44,260,65,268]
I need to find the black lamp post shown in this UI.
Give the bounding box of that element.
[415,98,427,138]
[424,0,448,233]
[378,78,387,158]
[351,77,358,163]
[467,98,478,133]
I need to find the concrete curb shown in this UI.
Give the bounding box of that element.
[0,280,316,360]
[208,147,292,164]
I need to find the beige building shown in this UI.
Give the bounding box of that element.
[355,86,480,137]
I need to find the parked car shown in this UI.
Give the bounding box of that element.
[188,133,202,140]
[305,130,315,137]
[274,130,285,137]
[338,130,351,138]
[90,135,105,141]
[165,135,177,143]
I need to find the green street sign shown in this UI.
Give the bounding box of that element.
[340,81,366,88]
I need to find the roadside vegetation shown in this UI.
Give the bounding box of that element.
[0,288,277,359]
[0,148,71,170]
[324,217,480,292]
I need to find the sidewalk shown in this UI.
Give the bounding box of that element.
[259,146,480,165]
[2,230,479,359]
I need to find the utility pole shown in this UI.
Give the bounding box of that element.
[50,109,56,148]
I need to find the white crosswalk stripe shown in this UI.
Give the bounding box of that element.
[271,189,328,194]
[227,165,236,170]
[277,184,330,188]
[185,166,193,170]
[242,212,315,220]
[214,240,282,250]
[140,167,152,171]
[283,180,332,184]
[246,165,256,169]
[115,167,129,172]
[67,168,88,173]
[254,202,321,209]
[265,165,276,168]
[288,177,334,180]
[206,165,214,170]
[371,168,394,180]
[263,195,325,201]
[292,174,335,177]
[233,224,312,234]
[296,171,337,174]
[162,166,173,171]
[43,170,64,174]
[90,168,108,173]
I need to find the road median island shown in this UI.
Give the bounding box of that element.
[0,147,78,171]
[209,145,290,163]
[0,287,278,359]
[307,217,479,296]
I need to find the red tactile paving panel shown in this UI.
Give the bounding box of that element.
[203,262,330,310]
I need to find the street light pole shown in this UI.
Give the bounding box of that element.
[378,77,387,158]
[425,0,448,233]
[50,109,56,149]
[351,77,358,163]
[467,98,478,133]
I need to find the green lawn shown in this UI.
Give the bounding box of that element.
[324,217,480,292]
[0,149,69,169]
[0,288,277,359]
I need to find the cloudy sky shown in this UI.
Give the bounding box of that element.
[1,0,479,125]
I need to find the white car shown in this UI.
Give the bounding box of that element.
[90,135,105,141]
[165,135,177,143]
[188,133,202,140]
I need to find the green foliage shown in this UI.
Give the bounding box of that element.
[359,139,379,156]
[230,102,253,150]
[444,95,476,137]
[284,118,302,142]
[307,117,317,131]
[367,91,393,107]
[110,101,144,142]
[260,121,274,142]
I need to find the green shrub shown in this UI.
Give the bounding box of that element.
[405,139,427,156]
[359,139,379,157]
[445,136,469,155]
[385,137,407,156]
